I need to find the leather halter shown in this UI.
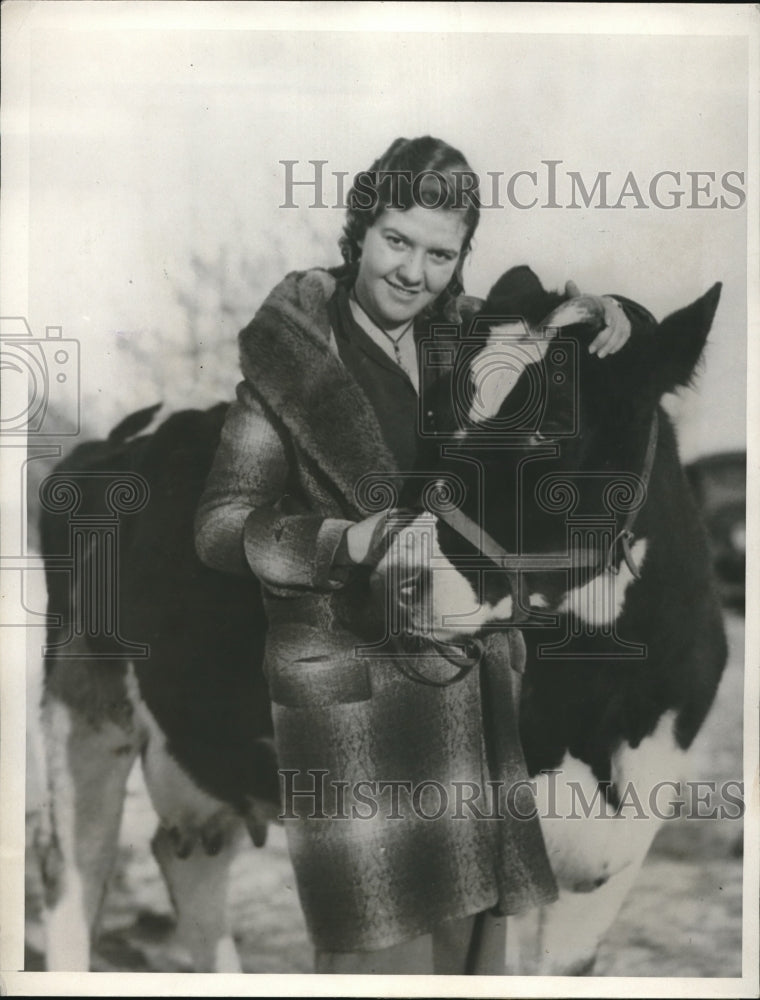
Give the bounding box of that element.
[435,409,660,609]
[399,410,660,686]
[605,410,659,579]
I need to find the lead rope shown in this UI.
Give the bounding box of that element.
[394,635,484,687]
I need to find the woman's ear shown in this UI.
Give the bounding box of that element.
[346,239,362,266]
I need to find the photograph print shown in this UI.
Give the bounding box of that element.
[0,3,757,996]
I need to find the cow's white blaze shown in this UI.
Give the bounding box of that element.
[382,524,647,636]
[375,513,517,636]
[424,515,519,634]
[467,322,551,423]
[558,538,647,626]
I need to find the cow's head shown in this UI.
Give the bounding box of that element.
[375,266,722,641]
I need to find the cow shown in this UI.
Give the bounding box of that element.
[35,266,727,975]
[376,266,728,972]
[37,402,279,972]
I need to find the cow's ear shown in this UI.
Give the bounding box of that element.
[656,282,722,393]
[483,266,550,324]
[486,265,545,305]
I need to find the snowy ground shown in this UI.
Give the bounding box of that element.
[23,611,744,977]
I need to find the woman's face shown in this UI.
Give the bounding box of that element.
[354,205,468,328]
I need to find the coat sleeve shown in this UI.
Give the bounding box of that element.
[194,379,355,593]
[609,294,657,331]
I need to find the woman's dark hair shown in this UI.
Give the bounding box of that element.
[339,136,481,301]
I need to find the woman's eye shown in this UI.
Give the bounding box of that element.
[430,251,455,263]
[386,235,405,248]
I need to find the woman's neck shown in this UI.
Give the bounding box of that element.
[347,284,419,392]
[351,283,413,337]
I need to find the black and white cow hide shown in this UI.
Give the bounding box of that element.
[38,403,278,972]
[376,266,727,973]
[36,267,726,975]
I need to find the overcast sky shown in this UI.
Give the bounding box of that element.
[3,3,751,459]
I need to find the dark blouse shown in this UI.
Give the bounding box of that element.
[325,278,457,576]
[326,281,423,474]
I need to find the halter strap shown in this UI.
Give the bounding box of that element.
[434,411,660,615]
[392,411,659,684]
[605,409,659,579]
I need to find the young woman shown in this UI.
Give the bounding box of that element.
[194,135,632,974]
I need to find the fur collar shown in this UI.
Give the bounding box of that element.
[238,267,483,518]
[238,268,397,517]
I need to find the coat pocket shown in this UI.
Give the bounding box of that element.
[264,624,372,708]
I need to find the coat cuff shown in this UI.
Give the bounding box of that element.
[243,509,355,592]
[609,294,657,330]
[316,518,356,588]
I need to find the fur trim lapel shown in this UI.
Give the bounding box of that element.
[238,269,398,518]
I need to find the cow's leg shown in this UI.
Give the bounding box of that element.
[40,656,142,970]
[150,822,243,973]
[506,863,642,975]
[138,696,243,972]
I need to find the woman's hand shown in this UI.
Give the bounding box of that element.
[344,510,393,566]
[344,509,434,580]
[565,280,631,358]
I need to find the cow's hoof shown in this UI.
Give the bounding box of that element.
[245,817,268,848]
[168,826,196,859]
[201,828,225,856]
[568,954,597,976]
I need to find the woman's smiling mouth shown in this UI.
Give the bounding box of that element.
[386,279,420,297]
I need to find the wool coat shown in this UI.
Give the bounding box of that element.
[194,267,558,953]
